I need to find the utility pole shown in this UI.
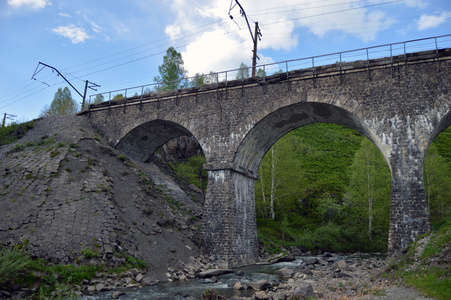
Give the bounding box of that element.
[82,80,100,110]
[229,0,262,77]
[251,22,260,77]
[2,113,17,128]
[31,62,100,110]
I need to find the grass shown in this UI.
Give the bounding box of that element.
[386,215,451,300]
[0,245,149,299]
[403,268,451,300]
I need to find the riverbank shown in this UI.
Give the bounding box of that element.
[70,251,432,300]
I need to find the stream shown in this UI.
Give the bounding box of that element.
[81,253,385,300]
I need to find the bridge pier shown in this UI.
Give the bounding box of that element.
[388,132,430,252]
[202,165,259,268]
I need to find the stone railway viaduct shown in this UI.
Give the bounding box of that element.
[82,48,451,268]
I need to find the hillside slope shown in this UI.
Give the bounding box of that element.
[0,115,204,283]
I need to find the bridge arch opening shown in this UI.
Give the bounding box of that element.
[254,123,392,253]
[115,119,207,200]
[218,102,393,264]
[116,119,199,163]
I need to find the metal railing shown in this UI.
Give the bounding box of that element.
[88,34,451,105]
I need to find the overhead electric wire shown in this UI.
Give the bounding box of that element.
[0,0,433,112]
[259,0,404,27]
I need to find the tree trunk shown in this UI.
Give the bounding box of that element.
[366,152,373,242]
[270,147,276,220]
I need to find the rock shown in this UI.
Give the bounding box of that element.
[274,253,296,263]
[0,290,10,298]
[198,269,233,278]
[255,290,269,299]
[179,274,187,280]
[337,272,352,278]
[323,252,333,258]
[292,284,314,297]
[335,260,347,269]
[233,281,248,290]
[87,285,96,291]
[96,283,110,291]
[135,273,143,282]
[249,280,271,291]
[278,267,295,277]
[112,291,125,299]
[235,270,244,276]
[304,258,319,265]
[301,268,313,276]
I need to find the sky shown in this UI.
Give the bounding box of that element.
[0,0,450,123]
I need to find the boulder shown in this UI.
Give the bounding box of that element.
[198,269,233,278]
[278,267,295,278]
[112,291,125,299]
[233,281,248,290]
[249,280,271,291]
[304,258,319,265]
[273,253,296,263]
[292,283,314,297]
[255,290,269,299]
[335,260,347,270]
[135,273,143,282]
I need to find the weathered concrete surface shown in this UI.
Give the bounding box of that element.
[85,49,451,267]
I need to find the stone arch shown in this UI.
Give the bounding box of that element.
[427,108,451,151]
[115,119,200,163]
[204,101,393,267]
[234,102,389,172]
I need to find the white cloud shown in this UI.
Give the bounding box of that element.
[7,0,48,10]
[163,0,407,74]
[52,24,90,44]
[58,12,71,18]
[417,11,451,31]
[165,24,181,42]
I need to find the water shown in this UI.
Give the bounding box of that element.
[81,254,386,299]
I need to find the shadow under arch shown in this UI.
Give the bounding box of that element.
[426,108,451,151]
[234,102,389,173]
[116,119,197,162]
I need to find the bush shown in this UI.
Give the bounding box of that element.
[82,247,99,259]
[0,247,32,286]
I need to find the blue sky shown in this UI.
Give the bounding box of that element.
[0,0,450,123]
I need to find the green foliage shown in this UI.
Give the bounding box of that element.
[112,94,124,101]
[201,288,219,300]
[126,256,148,269]
[117,154,127,161]
[173,155,207,193]
[92,94,104,104]
[236,62,250,80]
[0,247,32,286]
[388,218,451,300]
[40,87,78,117]
[424,144,451,224]
[154,47,187,91]
[421,215,451,260]
[255,124,451,254]
[404,268,451,300]
[81,247,99,259]
[190,72,217,87]
[0,121,35,146]
[255,123,392,253]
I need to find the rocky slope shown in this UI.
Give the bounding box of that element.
[0,115,207,284]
